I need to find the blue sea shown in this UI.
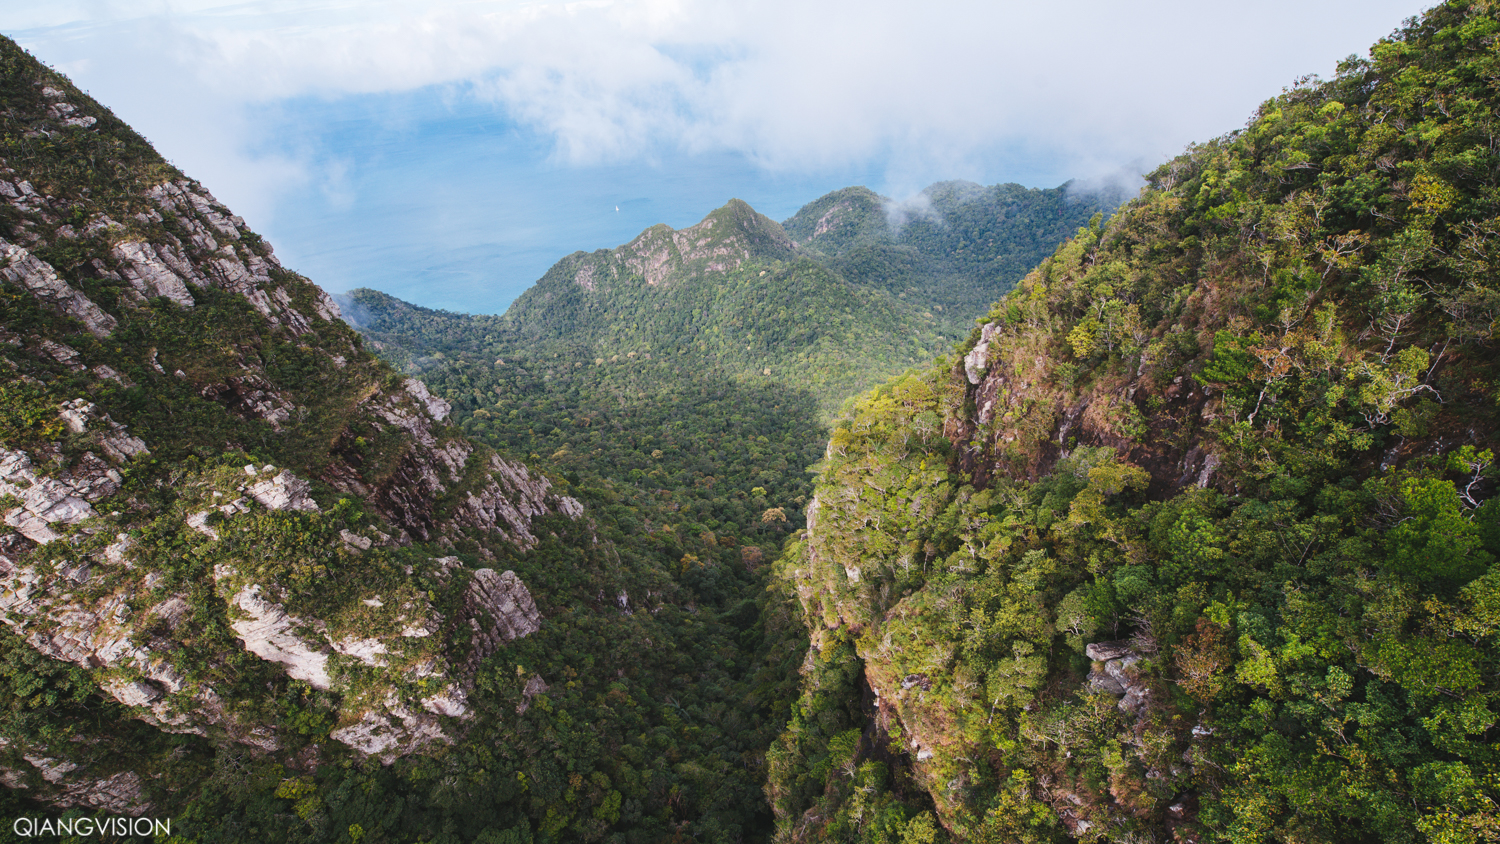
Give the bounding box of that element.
[249,88,1070,315]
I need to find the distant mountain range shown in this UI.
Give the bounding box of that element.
[10,2,1492,841]
[345,178,1123,415]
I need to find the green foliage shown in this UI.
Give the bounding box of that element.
[10,3,1500,842]
[1198,330,1259,386]
[785,181,1124,336]
[0,381,63,447]
[772,3,1500,840]
[0,38,176,210]
[350,179,1117,421]
[321,231,849,843]
[1384,475,1493,587]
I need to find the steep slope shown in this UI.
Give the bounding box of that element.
[0,38,808,843]
[349,179,1117,423]
[335,180,1120,686]
[771,3,1500,842]
[0,37,593,810]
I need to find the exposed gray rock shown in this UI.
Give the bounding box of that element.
[58,771,149,814]
[557,495,585,519]
[56,560,89,584]
[0,752,148,817]
[1196,453,1221,489]
[91,364,131,386]
[39,339,82,368]
[1119,675,1151,713]
[423,686,469,718]
[211,560,471,758]
[246,470,318,512]
[103,534,134,566]
[0,238,117,337]
[330,634,389,667]
[147,180,241,240]
[0,145,605,782]
[517,674,550,714]
[329,696,449,762]
[111,240,198,306]
[0,447,96,544]
[0,178,47,219]
[185,511,219,539]
[341,529,372,551]
[964,322,1000,385]
[45,102,78,122]
[58,452,121,502]
[103,678,164,707]
[614,211,764,287]
[464,569,542,670]
[58,399,149,463]
[23,754,78,783]
[313,289,342,322]
[1088,665,1127,695]
[453,455,582,549]
[1085,641,1135,661]
[404,378,451,422]
[199,372,296,429]
[0,545,215,738]
[220,580,332,690]
[1086,645,1152,713]
[354,382,580,545]
[83,215,123,236]
[127,183,332,331]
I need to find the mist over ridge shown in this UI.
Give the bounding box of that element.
[8,0,1418,314]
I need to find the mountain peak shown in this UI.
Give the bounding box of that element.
[536,197,798,295]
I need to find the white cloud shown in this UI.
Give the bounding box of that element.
[4,0,1427,224]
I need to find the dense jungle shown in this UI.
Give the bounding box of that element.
[0,3,1498,843]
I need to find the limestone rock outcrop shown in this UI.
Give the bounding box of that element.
[0,47,602,813]
[463,568,543,670]
[0,758,150,815]
[0,239,117,337]
[341,379,583,546]
[0,447,95,544]
[220,579,335,689]
[245,470,318,512]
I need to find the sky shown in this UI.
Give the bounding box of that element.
[5,0,1427,314]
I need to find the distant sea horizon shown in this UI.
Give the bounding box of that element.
[251,90,1089,316]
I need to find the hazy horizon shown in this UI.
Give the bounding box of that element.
[5,0,1425,313]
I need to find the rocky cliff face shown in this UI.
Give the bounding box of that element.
[0,37,583,810]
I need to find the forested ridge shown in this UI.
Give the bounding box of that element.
[784,181,1130,330]
[0,33,807,844]
[316,178,1117,842]
[766,3,1500,842]
[3,1,1499,843]
[348,180,1116,417]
